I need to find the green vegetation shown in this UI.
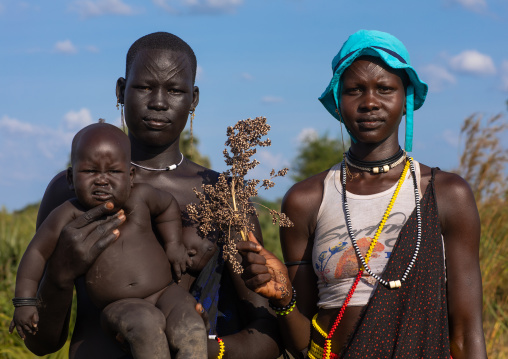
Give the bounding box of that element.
[456,114,508,357]
[180,129,211,168]
[291,130,347,182]
[253,197,284,261]
[0,204,74,358]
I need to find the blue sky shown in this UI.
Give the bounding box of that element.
[1,0,507,211]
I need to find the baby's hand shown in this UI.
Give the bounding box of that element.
[9,306,39,340]
[166,242,192,281]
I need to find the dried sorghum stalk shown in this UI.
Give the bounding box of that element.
[187,117,293,273]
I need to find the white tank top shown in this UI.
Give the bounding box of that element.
[312,161,421,309]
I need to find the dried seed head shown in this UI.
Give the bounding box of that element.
[186,117,293,273]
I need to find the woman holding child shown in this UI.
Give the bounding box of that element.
[24,32,281,359]
[238,30,487,358]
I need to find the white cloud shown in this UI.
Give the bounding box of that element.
[0,118,63,160]
[441,129,460,147]
[246,149,289,184]
[152,0,177,13]
[0,109,94,161]
[451,0,487,12]
[86,45,100,53]
[419,64,456,92]
[297,128,318,143]
[501,60,508,92]
[261,96,283,104]
[449,50,496,75]
[70,0,137,18]
[241,72,254,81]
[153,0,243,14]
[63,108,94,131]
[54,40,78,54]
[0,116,38,134]
[257,150,288,170]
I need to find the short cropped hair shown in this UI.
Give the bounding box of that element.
[71,121,129,164]
[125,32,197,83]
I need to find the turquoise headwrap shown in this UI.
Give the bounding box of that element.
[318,30,428,152]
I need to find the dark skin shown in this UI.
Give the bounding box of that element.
[25,47,280,359]
[238,58,487,359]
[14,125,206,358]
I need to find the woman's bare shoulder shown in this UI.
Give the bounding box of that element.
[281,169,330,240]
[37,170,76,228]
[418,163,473,200]
[283,170,329,212]
[418,162,478,235]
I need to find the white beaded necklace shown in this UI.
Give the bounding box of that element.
[341,157,422,289]
[131,153,184,171]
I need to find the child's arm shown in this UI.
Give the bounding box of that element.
[10,202,76,339]
[135,184,190,281]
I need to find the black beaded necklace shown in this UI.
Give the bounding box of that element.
[345,146,406,174]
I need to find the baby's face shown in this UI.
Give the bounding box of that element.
[71,141,133,210]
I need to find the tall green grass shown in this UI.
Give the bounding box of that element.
[0,204,72,358]
[457,114,508,358]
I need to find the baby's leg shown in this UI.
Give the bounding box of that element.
[157,284,207,359]
[101,298,171,359]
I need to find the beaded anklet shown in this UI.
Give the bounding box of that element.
[269,286,296,316]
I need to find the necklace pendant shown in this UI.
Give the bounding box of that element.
[167,164,177,171]
[372,167,380,174]
[383,165,390,173]
[389,280,402,289]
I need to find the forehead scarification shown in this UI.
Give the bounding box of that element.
[138,49,191,83]
[346,60,385,81]
[125,32,197,82]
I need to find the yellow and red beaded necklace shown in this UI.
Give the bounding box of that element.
[313,157,422,359]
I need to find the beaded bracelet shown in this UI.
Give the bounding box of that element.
[12,297,38,307]
[269,286,296,316]
[275,300,296,316]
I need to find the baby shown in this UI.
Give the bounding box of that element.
[10,122,207,358]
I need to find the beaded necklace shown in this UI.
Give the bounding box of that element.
[345,147,406,174]
[130,153,184,171]
[314,157,421,359]
[342,157,422,289]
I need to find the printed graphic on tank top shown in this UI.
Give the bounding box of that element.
[312,161,421,309]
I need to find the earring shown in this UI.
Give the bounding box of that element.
[336,109,357,181]
[117,99,125,132]
[189,109,195,158]
[335,109,347,154]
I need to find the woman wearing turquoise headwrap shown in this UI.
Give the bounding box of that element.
[238,30,486,358]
